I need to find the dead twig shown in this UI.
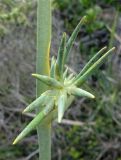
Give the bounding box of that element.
[61,119,95,126]
[19,149,39,160]
[4,107,95,126]
[106,25,121,44]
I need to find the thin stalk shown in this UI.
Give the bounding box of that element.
[108,9,119,50]
[36,0,51,160]
[108,8,119,73]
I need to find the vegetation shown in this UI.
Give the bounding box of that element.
[0,0,121,160]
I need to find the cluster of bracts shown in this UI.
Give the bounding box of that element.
[13,16,115,144]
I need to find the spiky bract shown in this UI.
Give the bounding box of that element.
[13,16,115,144]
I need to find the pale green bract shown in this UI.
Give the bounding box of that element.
[13,16,115,145]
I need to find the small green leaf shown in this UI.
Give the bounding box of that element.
[55,63,60,80]
[74,46,107,81]
[13,111,45,145]
[13,99,55,145]
[50,56,56,78]
[58,93,67,123]
[56,32,67,78]
[63,67,68,79]
[67,73,74,81]
[43,99,54,115]
[70,87,95,99]
[74,47,115,86]
[23,91,51,113]
[64,73,75,85]
[32,74,63,89]
[64,16,87,63]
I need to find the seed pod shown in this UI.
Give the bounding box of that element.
[58,93,67,123]
[13,110,45,145]
[64,16,87,63]
[32,74,63,89]
[23,90,51,113]
[74,46,107,81]
[74,47,115,86]
[70,87,95,99]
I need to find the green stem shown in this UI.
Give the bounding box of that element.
[36,0,51,160]
[108,8,119,73]
[108,9,119,50]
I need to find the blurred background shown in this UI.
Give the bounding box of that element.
[0,0,121,159]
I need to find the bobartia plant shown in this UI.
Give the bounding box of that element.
[13,16,115,145]
[13,1,115,160]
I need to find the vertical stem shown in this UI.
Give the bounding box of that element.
[108,9,119,50]
[108,8,119,74]
[36,0,51,160]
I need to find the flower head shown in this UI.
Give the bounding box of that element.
[13,16,115,145]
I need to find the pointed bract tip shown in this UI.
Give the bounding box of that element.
[22,110,25,114]
[58,117,62,123]
[102,46,107,50]
[92,95,95,99]
[88,93,95,99]
[63,32,66,36]
[31,73,37,77]
[108,47,116,53]
[112,47,116,50]
[12,138,18,145]
[22,109,27,114]
[81,16,87,22]
[109,47,115,51]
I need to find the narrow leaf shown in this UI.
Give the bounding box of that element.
[13,99,55,145]
[67,73,74,81]
[23,91,50,113]
[70,87,95,99]
[58,93,67,123]
[43,99,54,115]
[56,32,67,78]
[13,111,45,144]
[74,46,107,81]
[50,56,56,78]
[74,47,115,86]
[55,63,60,80]
[63,67,68,79]
[32,74,63,89]
[64,16,87,63]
